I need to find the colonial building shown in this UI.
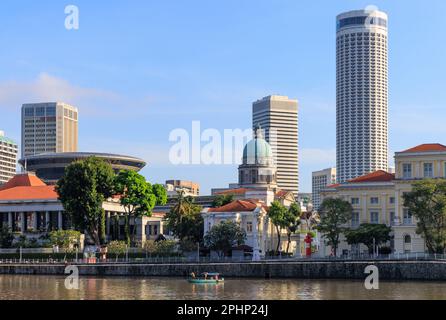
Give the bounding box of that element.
[0,172,165,245]
[320,143,446,255]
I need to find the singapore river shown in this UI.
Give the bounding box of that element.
[0,275,445,300]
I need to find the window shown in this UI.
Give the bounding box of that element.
[370,197,379,205]
[351,212,360,227]
[246,222,253,233]
[389,197,395,204]
[390,212,395,226]
[351,198,360,205]
[424,163,433,178]
[370,212,379,224]
[401,163,412,179]
[404,235,411,244]
[403,209,413,225]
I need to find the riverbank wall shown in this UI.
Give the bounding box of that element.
[1,260,446,280]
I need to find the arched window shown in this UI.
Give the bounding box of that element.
[404,234,411,244]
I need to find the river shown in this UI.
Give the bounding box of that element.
[0,275,445,300]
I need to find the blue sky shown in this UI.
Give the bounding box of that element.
[1,0,446,194]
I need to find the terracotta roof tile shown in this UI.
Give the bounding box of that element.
[400,143,446,153]
[348,170,395,183]
[0,173,58,201]
[208,199,267,213]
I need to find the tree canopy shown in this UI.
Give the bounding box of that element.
[268,201,289,253]
[316,198,353,256]
[212,194,234,208]
[403,179,446,253]
[56,157,115,247]
[204,220,246,257]
[345,223,392,254]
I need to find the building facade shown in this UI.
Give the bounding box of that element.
[252,95,299,195]
[312,168,336,211]
[320,144,446,256]
[0,131,18,185]
[21,102,78,158]
[165,180,200,197]
[336,9,389,183]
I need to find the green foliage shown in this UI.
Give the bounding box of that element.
[152,184,168,206]
[204,220,246,257]
[268,201,289,253]
[107,240,127,261]
[179,239,198,252]
[212,194,234,208]
[56,157,115,246]
[165,191,204,243]
[316,198,353,256]
[49,230,81,253]
[345,223,392,253]
[403,179,446,254]
[114,170,158,245]
[143,240,177,257]
[284,202,302,254]
[99,209,106,245]
[0,226,14,248]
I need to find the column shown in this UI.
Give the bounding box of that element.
[45,211,50,231]
[33,212,38,231]
[394,190,401,225]
[8,212,13,230]
[106,211,111,240]
[381,193,387,225]
[362,193,367,223]
[58,211,63,230]
[20,212,26,233]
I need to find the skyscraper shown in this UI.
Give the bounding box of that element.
[21,102,78,158]
[252,95,299,195]
[312,167,336,211]
[336,9,389,183]
[0,131,18,185]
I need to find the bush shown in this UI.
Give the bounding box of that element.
[0,226,14,248]
[107,241,127,261]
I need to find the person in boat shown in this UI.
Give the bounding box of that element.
[190,272,196,279]
[203,272,208,280]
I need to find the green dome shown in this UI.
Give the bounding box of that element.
[242,137,273,164]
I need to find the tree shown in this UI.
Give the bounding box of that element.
[403,179,446,253]
[56,157,115,247]
[204,220,246,258]
[212,194,234,208]
[268,201,288,253]
[345,224,392,254]
[0,226,14,248]
[49,230,81,260]
[316,198,353,257]
[165,190,204,243]
[114,170,158,245]
[107,240,127,261]
[284,203,302,254]
[152,184,168,206]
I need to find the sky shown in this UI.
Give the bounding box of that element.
[1,0,446,194]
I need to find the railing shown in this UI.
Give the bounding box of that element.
[0,252,445,265]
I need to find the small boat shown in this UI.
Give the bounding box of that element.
[188,272,224,284]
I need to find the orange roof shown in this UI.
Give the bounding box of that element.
[401,143,446,153]
[327,183,340,188]
[215,188,248,195]
[208,199,268,213]
[348,170,395,183]
[275,190,289,198]
[0,173,58,201]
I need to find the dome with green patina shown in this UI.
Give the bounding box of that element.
[242,127,274,165]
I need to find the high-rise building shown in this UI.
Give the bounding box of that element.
[336,9,389,183]
[252,95,299,195]
[21,102,78,158]
[0,131,18,185]
[165,180,200,196]
[312,167,336,211]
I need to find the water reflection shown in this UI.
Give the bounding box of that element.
[0,275,445,300]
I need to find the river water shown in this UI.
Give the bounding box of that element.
[0,275,445,300]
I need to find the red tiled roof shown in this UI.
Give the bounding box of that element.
[400,143,446,153]
[327,183,340,188]
[0,173,58,201]
[348,170,395,183]
[214,188,248,195]
[208,199,268,213]
[0,173,46,191]
[275,190,289,198]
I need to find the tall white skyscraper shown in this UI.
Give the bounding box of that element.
[21,102,78,158]
[0,131,18,185]
[252,95,299,195]
[336,9,389,183]
[312,167,336,211]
